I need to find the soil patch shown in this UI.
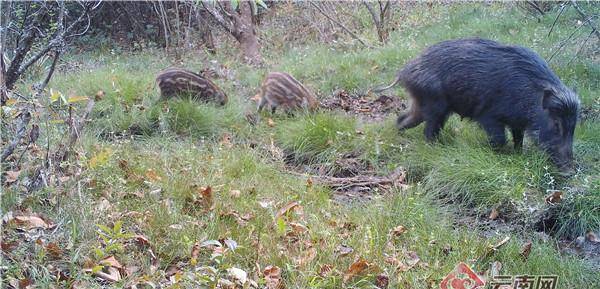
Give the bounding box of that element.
[560,233,600,270]
[320,89,406,121]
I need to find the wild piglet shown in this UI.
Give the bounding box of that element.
[255,72,319,113]
[156,68,228,105]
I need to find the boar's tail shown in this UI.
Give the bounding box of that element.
[369,73,403,94]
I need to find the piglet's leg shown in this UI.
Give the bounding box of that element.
[257,97,267,112]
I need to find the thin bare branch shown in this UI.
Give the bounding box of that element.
[202,1,234,33]
[548,3,568,37]
[309,1,373,49]
[571,0,600,41]
[548,22,585,62]
[1,111,31,162]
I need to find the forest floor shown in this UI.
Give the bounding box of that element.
[2,3,599,289]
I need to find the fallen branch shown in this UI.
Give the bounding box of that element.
[293,166,408,193]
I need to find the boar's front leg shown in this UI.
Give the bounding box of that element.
[478,117,507,147]
[511,127,524,151]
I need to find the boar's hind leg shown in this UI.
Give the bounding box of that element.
[396,108,424,131]
[479,118,507,147]
[423,112,450,142]
[511,128,524,151]
[420,100,449,142]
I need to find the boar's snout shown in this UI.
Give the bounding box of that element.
[551,145,574,174]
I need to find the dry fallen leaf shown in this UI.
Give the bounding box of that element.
[9,278,33,289]
[375,274,389,289]
[384,255,400,267]
[264,265,285,289]
[490,236,510,251]
[100,256,123,269]
[132,235,150,248]
[227,267,248,285]
[46,242,63,259]
[58,176,71,183]
[196,186,214,211]
[489,208,499,220]
[148,248,159,274]
[294,246,317,267]
[169,224,183,230]
[221,210,254,226]
[335,244,354,257]
[11,214,55,230]
[220,133,233,148]
[520,241,532,260]
[442,244,453,256]
[275,201,303,221]
[318,264,333,277]
[4,170,20,184]
[97,267,121,283]
[85,256,123,283]
[95,90,105,101]
[490,260,503,277]
[95,198,111,213]
[343,258,371,283]
[545,190,563,204]
[306,177,313,188]
[190,241,201,265]
[223,238,238,251]
[586,231,600,243]
[145,169,162,182]
[229,189,241,198]
[1,241,17,253]
[287,222,308,236]
[390,225,407,237]
[405,251,420,268]
[258,199,274,209]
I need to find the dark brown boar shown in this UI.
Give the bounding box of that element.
[156,68,228,105]
[255,72,319,113]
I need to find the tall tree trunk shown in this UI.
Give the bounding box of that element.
[202,1,262,65]
[231,2,261,64]
[363,1,391,44]
[237,31,261,63]
[195,7,216,54]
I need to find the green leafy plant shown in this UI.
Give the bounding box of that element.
[93,220,134,259]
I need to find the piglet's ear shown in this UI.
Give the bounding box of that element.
[542,89,553,110]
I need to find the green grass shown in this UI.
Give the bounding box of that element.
[13,138,591,288]
[275,112,358,164]
[3,2,599,288]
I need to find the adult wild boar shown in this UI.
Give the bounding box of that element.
[374,38,580,170]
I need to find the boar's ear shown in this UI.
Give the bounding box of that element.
[542,88,554,110]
